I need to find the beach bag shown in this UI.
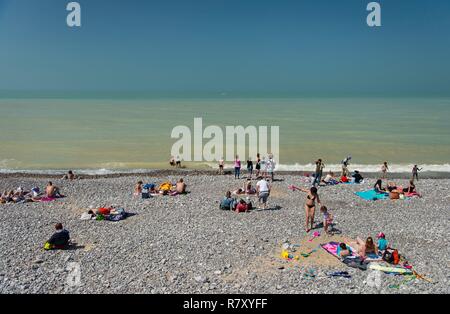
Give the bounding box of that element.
[392,249,400,265]
[142,192,150,199]
[382,250,394,263]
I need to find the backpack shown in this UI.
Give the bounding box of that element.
[382,250,394,263]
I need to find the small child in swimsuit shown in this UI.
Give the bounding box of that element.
[320,206,333,234]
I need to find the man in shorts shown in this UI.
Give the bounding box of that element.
[256,178,271,210]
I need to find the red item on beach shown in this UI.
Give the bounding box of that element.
[98,207,112,215]
[235,203,248,213]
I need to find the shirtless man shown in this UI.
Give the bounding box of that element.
[176,178,187,194]
[46,182,61,198]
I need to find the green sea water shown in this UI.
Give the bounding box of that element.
[1,96,450,172]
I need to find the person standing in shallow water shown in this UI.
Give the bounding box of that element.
[412,165,422,182]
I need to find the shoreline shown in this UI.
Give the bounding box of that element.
[1,169,450,179]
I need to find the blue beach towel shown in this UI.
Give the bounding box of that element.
[355,189,388,201]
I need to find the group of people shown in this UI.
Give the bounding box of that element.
[0,182,62,204]
[319,170,364,186]
[374,178,421,198]
[337,233,397,263]
[134,178,187,197]
[221,177,272,212]
[169,156,182,168]
[219,153,276,181]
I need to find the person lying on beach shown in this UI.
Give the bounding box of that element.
[134,181,143,196]
[320,206,333,235]
[403,180,417,194]
[44,223,70,250]
[220,191,235,210]
[352,170,364,183]
[45,182,62,198]
[62,170,75,180]
[232,188,245,196]
[350,237,378,259]
[290,186,321,232]
[322,172,338,185]
[337,243,352,258]
[374,179,386,193]
[244,179,256,195]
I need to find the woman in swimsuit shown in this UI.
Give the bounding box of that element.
[292,186,321,232]
[255,153,261,178]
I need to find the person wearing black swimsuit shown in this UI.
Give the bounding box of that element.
[291,186,321,232]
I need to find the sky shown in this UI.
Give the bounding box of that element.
[0,0,449,96]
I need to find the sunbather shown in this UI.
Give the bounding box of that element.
[374,179,386,193]
[350,236,378,259]
[220,191,235,210]
[176,178,187,194]
[337,243,352,258]
[45,182,61,198]
[244,179,256,194]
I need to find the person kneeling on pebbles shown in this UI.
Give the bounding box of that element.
[44,223,70,250]
[256,178,271,210]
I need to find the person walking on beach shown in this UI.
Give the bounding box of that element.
[313,159,325,187]
[246,158,253,179]
[218,157,224,175]
[381,161,389,179]
[256,178,271,210]
[234,155,241,179]
[260,156,267,179]
[412,165,422,182]
[255,153,261,178]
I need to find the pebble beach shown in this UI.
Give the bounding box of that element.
[0,172,448,294]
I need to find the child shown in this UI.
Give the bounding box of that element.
[337,243,352,258]
[377,232,388,251]
[320,206,333,234]
[44,223,70,250]
[235,199,249,213]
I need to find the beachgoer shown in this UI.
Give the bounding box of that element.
[320,206,333,234]
[45,182,61,198]
[235,199,249,213]
[218,157,225,175]
[246,158,253,179]
[169,156,176,167]
[403,180,419,195]
[266,154,276,182]
[255,153,261,178]
[341,156,351,177]
[374,179,386,193]
[45,223,70,250]
[256,178,271,210]
[234,155,241,179]
[176,178,187,194]
[292,186,321,232]
[337,243,352,258]
[412,165,422,182]
[352,170,364,183]
[313,159,325,187]
[377,232,388,251]
[134,181,143,196]
[62,170,75,180]
[381,162,389,179]
[175,156,181,168]
[244,179,256,195]
[351,237,378,258]
[220,191,235,210]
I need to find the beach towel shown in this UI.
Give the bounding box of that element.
[355,189,389,201]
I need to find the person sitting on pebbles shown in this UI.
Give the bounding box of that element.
[134,181,143,196]
[45,182,62,198]
[62,170,75,180]
[44,223,70,250]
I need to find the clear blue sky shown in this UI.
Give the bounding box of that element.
[0,0,449,95]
